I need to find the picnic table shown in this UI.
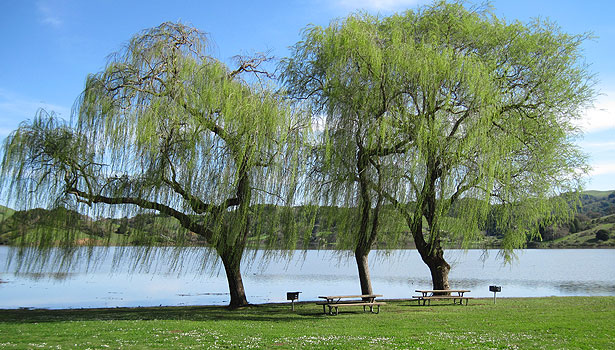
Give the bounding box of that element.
[413,289,472,306]
[317,294,385,315]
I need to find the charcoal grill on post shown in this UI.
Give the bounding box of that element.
[287,291,301,311]
[489,285,501,304]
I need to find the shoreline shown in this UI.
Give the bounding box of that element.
[1,295,613,312]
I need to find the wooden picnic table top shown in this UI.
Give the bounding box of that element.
[415,289,470,293]
[318,294,383,300]
[415,289,470,295]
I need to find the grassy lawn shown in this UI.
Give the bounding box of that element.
[0,297,613,349]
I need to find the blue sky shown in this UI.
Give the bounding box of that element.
[1,0,614,191]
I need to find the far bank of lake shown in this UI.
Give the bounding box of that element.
[0,247,614,309]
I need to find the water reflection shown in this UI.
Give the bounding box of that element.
[1,247,614,309]
[14,272,78,281]
[555,281,615,295]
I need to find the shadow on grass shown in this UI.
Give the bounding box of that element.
[0,303,327,324]
[0,299,488,323]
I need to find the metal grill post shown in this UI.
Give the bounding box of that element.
[286,291,301,311]
[489,286,501,304]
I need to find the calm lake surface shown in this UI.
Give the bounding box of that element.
[1,247,614,309]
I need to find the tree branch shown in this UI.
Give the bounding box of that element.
[66,186,213,240]
[229,53,275,80]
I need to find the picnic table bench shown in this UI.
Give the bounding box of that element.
[413,289,472,306]
[317,294,385,315]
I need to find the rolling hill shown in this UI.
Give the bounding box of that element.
[1,190,614,248]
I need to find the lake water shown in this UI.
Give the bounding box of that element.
[0,247,614,309]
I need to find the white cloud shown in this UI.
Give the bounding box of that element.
[37,1,63,28]
[590,163,615,176]
[578,140,615,151]
[0,89,70,138]
[312,113,326,133]
[335,0,425,12]
[576,93,615,133]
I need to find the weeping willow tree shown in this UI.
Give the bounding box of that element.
[377,2,594,290]
[281,14,411,295]
[1,22,305,307]
[283,1,594,291]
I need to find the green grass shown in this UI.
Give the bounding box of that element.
[0,297,613,349]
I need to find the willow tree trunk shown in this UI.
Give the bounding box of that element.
[415,237,451,292]
[218,167,251,308]
[425,255,451,292]
[355,249,373,296]
[354,150,381,297]
[220,250,249,308]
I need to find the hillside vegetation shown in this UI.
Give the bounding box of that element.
[530,190,615,248]
[0,205,14,221]
[1,191,614,249]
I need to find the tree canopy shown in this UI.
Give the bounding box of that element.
[0,1,597,301]
[282,1,594,290]
[281,11,414,294]
[1,22,307,307]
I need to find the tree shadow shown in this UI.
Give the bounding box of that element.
[0,303,326,324]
